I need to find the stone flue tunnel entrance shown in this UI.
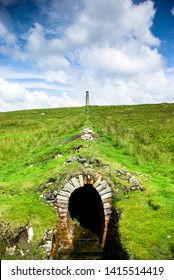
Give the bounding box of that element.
[68,183,105,243]
[52,173,128,260]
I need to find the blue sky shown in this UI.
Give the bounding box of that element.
[0,0,174,111]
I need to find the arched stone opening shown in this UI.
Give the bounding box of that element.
[54,173,112,258]
[68,184,105,243]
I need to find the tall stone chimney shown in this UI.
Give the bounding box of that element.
[86,91,90,106]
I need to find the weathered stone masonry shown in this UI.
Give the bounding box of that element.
[55,173,112,253]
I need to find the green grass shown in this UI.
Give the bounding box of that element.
[90,104,174,176]
[0,103,174,259]
[89,104,174,259]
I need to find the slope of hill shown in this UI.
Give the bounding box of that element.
[0,103,174,260]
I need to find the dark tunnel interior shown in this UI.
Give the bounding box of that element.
[68,184,105,243]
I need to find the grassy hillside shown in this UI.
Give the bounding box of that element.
[0,103,174,259]
[90,104,174,259]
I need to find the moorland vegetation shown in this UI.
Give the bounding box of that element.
[0,103,174,259]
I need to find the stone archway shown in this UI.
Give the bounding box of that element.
[55,173,112,255]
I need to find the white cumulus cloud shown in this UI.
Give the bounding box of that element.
[0,0,174,111]
[0,78,81,112]
[65,0,159,47]
[27,23,69,70]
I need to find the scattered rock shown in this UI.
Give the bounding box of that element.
[55,154,63,159]
[128,176,144,191]
[40,240,52,252]
[47,229,53,236]
[67,156,79,163]
[118,169,125,175]
[20,250,25,256]
[81,133,93,140]
[42,189,59,203]
[139,185,144,191]
[43,193,56,201]
[5,245,16,256]
[130,186,139,191]
[89,157,100,165]
[66,155,102,169]
[53,190,58,196]
[84,162,90,167]
[129,176,139,185]
[78,156,87,164]
[102,165,110,170]
[27,227,34,243]
[81,128,94,141]
[40,229,55,256]
[83,128,93,134]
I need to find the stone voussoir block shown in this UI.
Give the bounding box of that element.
[104,215,111,221]
[103,202,112,209]
[93,175,102,188]
[99,186,111,196]
[59,190,71,198]
[56,195,69,201]
[101,192,112,200]
[78,175,84,187]
[104,208,112,215]
[54,200,68,208]
[59,212,67,217]
[102,197,112,204]
[70,177,81,189]
[96,185,104,193]
[62,183,75,193]
[96,180,107,192]
[58,203,68,209]
[58,208,68,214]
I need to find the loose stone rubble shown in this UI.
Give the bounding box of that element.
[81,128,94,141]
[40,229,55,255]
[66,155,101,168]
[0,221,34,257]
[27,227,34,243]
[5,245,16,256]
[55,154,63,159]
[64,155,144,192]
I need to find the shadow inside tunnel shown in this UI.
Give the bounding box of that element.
[102,208,129,260]
[68,184,105,244]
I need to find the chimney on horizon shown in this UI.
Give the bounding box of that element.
[86,91,90,107]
